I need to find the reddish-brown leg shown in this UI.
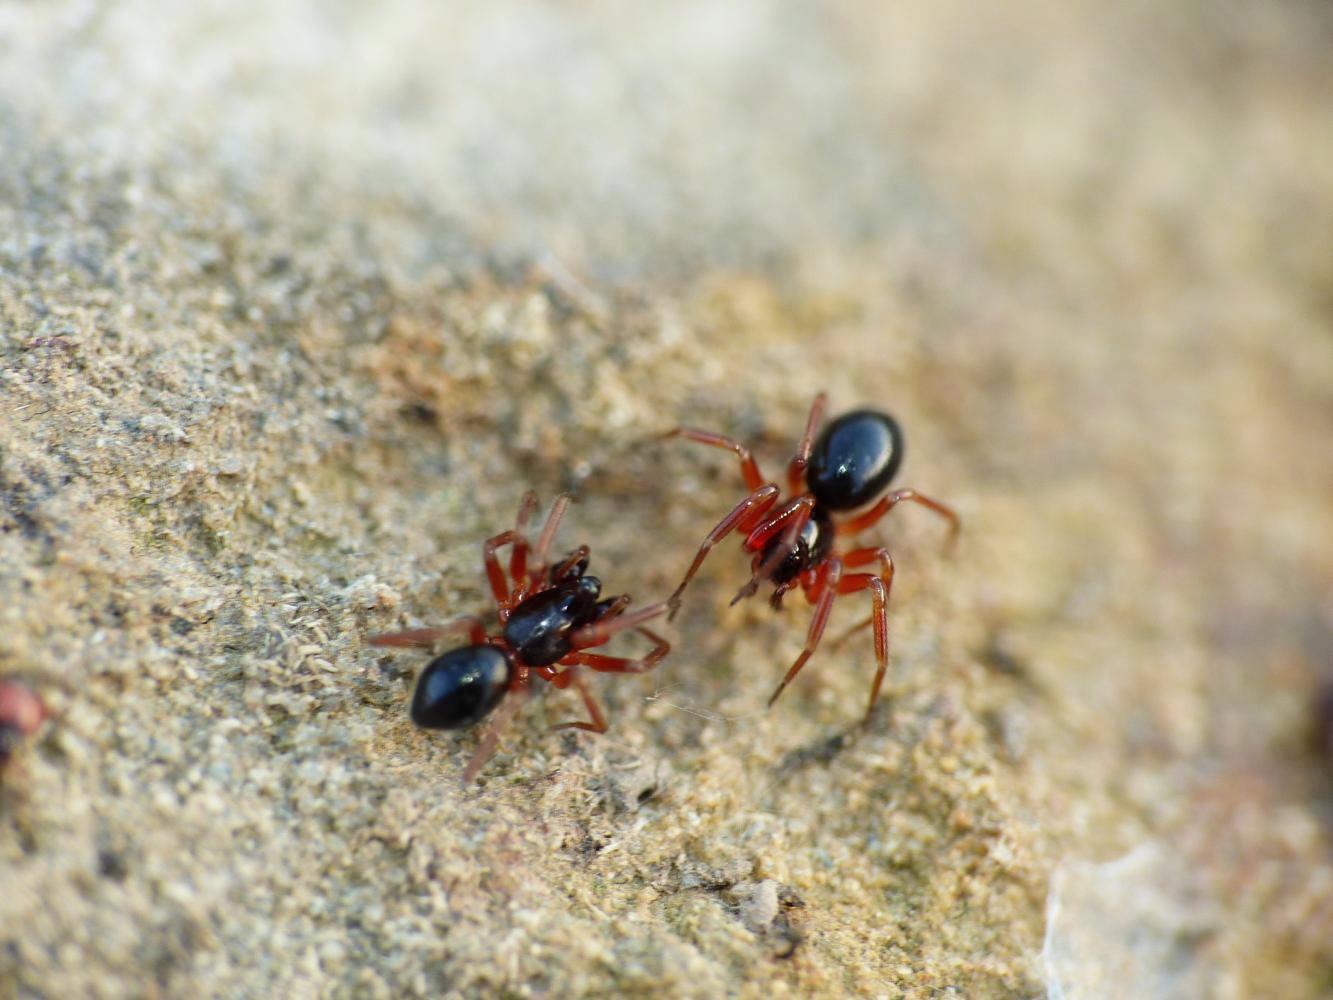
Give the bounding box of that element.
[827,547,896,652]
[482,530,525,608]
[661,427,767,492]
[460,666,530,784]
[593,595,632,622]
[832,553,894,719]
[570,601,671,650]
[785,392,827,496]
[841,546,894,572]
[734,495,816,605]
[547,545,592,583]
[368,615,488,648]
[743,495,816,551]
[666,484,780,619]
[767,558,844,707]
[571,627,671,674]
[508,491,540,587]
[548,670,608,733]
[835,488,960,548]
[530,493,573,579]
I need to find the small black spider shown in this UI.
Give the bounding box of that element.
[663,393,959,718]
[370,493,670,781]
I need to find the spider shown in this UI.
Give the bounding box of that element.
[0,678,46,775]
[662,393,959,719]
[369,492,670,781]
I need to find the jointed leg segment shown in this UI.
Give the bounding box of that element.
[531,493,572,575]
[549,670,608,733]
[571,601,670,649]
[487,493,575,605]
[667,484,780,618]
[733,495,816,605]
[483,530,525,607]
[768,558,843,707]
[368,615,488,648]
[571,627,670,674]
[785,392,827,495]
[550,626,670,733]
[509,492,540,584]
[661,427,767,492]
[836,489,960,547]
[461,670,531,784]
[549,544,592,581]
[766,546,897,718]
[836,546,896,718]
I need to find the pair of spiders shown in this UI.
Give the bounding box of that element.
[371,395,959,780]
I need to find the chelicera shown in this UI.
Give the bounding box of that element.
[0,678,46,774]
[663,393,959,719]
[369,493,670,781]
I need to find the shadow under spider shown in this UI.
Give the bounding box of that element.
[771,720,863,776]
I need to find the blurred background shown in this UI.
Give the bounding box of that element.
[1,1,1331,996]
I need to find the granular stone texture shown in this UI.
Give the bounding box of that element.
[2,2,1332,997]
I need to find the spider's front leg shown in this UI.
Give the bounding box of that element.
[667,484,780,619]
[733,495,816,606]
[570,627,670,675]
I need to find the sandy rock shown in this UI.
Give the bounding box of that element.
[2,1,1332,997]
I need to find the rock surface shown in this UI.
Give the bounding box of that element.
[2,1,1332,997]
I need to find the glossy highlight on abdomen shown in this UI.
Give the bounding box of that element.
[411,646,513,730]
[806,409,903,511]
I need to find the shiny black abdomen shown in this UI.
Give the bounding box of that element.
[411,645,513,730]
[806,409,903,511]
[501,577,603,666]
[762,506,834,585]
